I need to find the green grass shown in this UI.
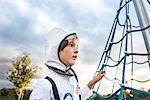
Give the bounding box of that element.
[0,88,31,100]
[0,95,17,100]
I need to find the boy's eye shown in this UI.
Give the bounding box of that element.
[69,43,74,47]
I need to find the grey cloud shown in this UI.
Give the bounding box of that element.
[0,57,11,63]
[26,0,111,66]
[0,63,10,80]
[0,0,112,69]
[0,80,15,89]
[0,1,44,47]
[104,1,119,10]
[43,1,78,29]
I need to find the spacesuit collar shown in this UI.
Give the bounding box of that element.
[45,61,74,76]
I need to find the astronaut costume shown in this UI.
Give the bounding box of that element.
[29,28,92,100]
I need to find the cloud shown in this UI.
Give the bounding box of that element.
[0,63,10,80]
[0,80,15,89]
[0,57,10,63]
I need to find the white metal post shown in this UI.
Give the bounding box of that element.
[133,0,150,65]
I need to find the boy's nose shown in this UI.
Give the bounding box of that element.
[74,47,78,54]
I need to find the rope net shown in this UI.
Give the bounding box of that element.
[88,0,150,99]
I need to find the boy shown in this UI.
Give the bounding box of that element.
[29,28,105,100]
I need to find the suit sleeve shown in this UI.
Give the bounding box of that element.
[80,86,93,100]
[29,79,54,100]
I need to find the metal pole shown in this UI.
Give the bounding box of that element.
[133,0,150,63]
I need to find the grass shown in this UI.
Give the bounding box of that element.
[0,88,31,100]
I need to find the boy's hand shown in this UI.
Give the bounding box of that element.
[87,70,106,89]
[93,70,106,83]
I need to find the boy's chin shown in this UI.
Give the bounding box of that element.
[69,62,75,66]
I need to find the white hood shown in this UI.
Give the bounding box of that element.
[45,28,72,72]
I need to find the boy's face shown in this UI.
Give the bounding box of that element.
[59,35,79,66]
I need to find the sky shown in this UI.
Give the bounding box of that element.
[0,0,150,95]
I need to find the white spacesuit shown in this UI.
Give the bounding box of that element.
[29,28,92,100]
